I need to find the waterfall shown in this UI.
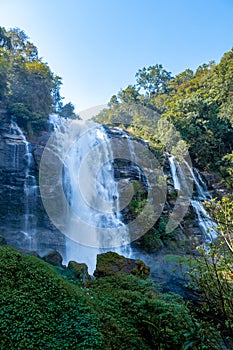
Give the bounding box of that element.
[184,161,210,200]
[49,116,131,273]
[190,200,217,242]
[168,155,217,242]
[168,155,181,191]
[184,161,217,241]
[10,121,38,250]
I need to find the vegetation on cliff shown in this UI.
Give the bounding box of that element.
[0,26,77,136]
[96,50,233,186]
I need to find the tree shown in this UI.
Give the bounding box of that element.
[7,54,62,134]
[0,49,10,102]
[205,196,233,254]
[0,26,72,136]
[51,75,63,112]
[135,64,172,96]
[108,94,119,108]
[59,102,77,119]
[189,196,233,347]
[163,58,233,170]
[118,85,140,103]
[7,27,38,61]
[220,152,233,188]
[168,69,194,94]
[8,61,54,117]
[0,27,64,133]
[210,49,233,125]
[0,27,11,50]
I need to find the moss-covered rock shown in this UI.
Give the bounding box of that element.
[94,251,150,279]
[42,250,63,267]
[67,260,90,284]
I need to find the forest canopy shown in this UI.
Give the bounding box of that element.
[0,26,76,135]
[96,49,233,185]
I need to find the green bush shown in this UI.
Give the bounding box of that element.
[0,245,103,349]
[0,245,220,349]
[88,274,212,349]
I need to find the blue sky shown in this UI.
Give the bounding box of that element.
[0,0,233,113]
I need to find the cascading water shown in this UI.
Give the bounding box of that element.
[190,199,217,242]
[168,155,181,191]
[184,161,211,201]
[10,121,38,250]
[168,155,217,243]
[49,115,131,273]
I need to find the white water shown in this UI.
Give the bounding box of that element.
[50,116,131,273]
[168,155,181,191]
[184,160,210,200]
[190,199,217,242]
[10,121,38,250]
[168,155,217,242]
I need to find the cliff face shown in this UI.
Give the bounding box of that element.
[0,116,227,258]
[0,119,154,256]
[0,117,66,256]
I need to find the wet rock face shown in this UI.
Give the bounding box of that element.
[0,121,29,247]
[0,119,66,256]
[94,251,150,279]
[0,236,7,245]
[0,122,27,172]
[201,171,233,198]
[103,126,147,183]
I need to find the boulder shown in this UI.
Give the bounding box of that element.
[94,251,150,279]
[67,260,90,284]
[42,250,63,267]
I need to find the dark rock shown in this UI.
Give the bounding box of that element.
[42,250,63,267]
[94,251,150,279]
[20,249,41,258]
[0,236,7,245]
[32,132,51,167]
[0,119,66,256]
[0,121,28,172]
[201,171,233,198]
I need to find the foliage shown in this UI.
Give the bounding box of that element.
[95,49,233,180]
[88,274,214,349]
[205,196,233,255]
[135,64,172,96]
[0,245,103,349]
[139,217,178,252]
[138,227,164,252]
[0,48,10,101]
[189,242,233,348]
[59,102,77,119]
[0,245,221,349]
[0,26,64,136]
[220,153,233,187]
[188,196,233,348]
[118,85,140,103]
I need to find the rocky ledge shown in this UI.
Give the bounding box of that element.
[93,251,150,279]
